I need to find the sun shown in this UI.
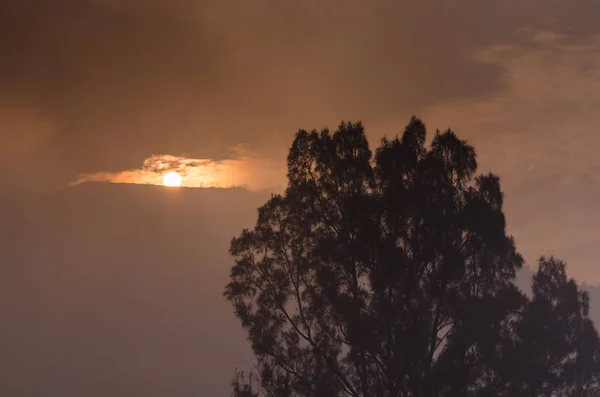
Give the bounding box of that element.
[163,171,182,187]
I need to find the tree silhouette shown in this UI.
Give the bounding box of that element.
[224,117,600,397]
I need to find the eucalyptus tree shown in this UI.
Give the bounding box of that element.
[225,117,600,397]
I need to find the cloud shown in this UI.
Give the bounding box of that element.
[5,0,600,190]
[0,0,518,184]
[71,147,287,191]
[0,184,266,396]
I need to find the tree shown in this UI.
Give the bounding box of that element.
[224,117,600,397]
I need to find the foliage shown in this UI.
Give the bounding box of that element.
[224,117,600,397]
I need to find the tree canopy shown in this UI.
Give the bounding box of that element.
[224,117,600,397]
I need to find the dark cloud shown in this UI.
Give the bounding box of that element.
[0,184,267,396]
[1,0,227,179]
[3,0,581,186]
[3,0,600,188]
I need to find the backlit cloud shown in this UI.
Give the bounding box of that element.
[71,148,286,192]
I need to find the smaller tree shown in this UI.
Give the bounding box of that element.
[508,257,600,397]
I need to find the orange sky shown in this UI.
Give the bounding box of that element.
[3,1,600,395]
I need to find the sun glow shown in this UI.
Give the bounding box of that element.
[163,171,182,187]
[71,152,286,191]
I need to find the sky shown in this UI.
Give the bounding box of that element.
[3,0,600,395]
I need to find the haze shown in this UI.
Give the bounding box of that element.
[3,1,600,395]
